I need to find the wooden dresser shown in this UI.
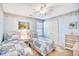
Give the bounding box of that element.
[65,35,79,50]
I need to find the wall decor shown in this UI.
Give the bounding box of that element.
[69,21,78,34]
[18,22,30,30]
[69,22,77,29]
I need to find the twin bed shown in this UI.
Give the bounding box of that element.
[0,40,34,56]
[0,31,55,56]
[29,37,56,56]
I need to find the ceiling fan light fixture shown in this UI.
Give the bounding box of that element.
[40,10,46,14]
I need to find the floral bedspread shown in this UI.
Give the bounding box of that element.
[30,37,55,56]
[0,40,34,56]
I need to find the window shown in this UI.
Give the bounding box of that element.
[36,21,44,37]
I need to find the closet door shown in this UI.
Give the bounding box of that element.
[48,20,58,43]
[44,20,58,44]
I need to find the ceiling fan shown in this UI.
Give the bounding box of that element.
[30,3,54,16]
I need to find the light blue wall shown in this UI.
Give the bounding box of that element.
[44,10,79,47]
[59,15,79,47]
[0,4,4,43]
[58,11,79,47]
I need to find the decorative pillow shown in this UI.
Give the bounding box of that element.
[6,31,19,41]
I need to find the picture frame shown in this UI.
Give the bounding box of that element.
[18,22,30,30]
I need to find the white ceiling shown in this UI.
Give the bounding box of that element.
[2,3,79,20]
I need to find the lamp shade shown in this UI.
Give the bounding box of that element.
[19,29,30,41]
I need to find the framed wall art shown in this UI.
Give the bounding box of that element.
[18,22,30,30]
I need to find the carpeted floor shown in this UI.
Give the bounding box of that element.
[64,49,73,56]
[30,47,73,56]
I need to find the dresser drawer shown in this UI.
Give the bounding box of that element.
[65,35,79,41]
[65,40,76,44]
[65,43,73,48]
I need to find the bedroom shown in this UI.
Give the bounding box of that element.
[0,3,79,56]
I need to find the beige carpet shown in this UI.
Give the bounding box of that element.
[64,49,73,56]
[30,47,73,56]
